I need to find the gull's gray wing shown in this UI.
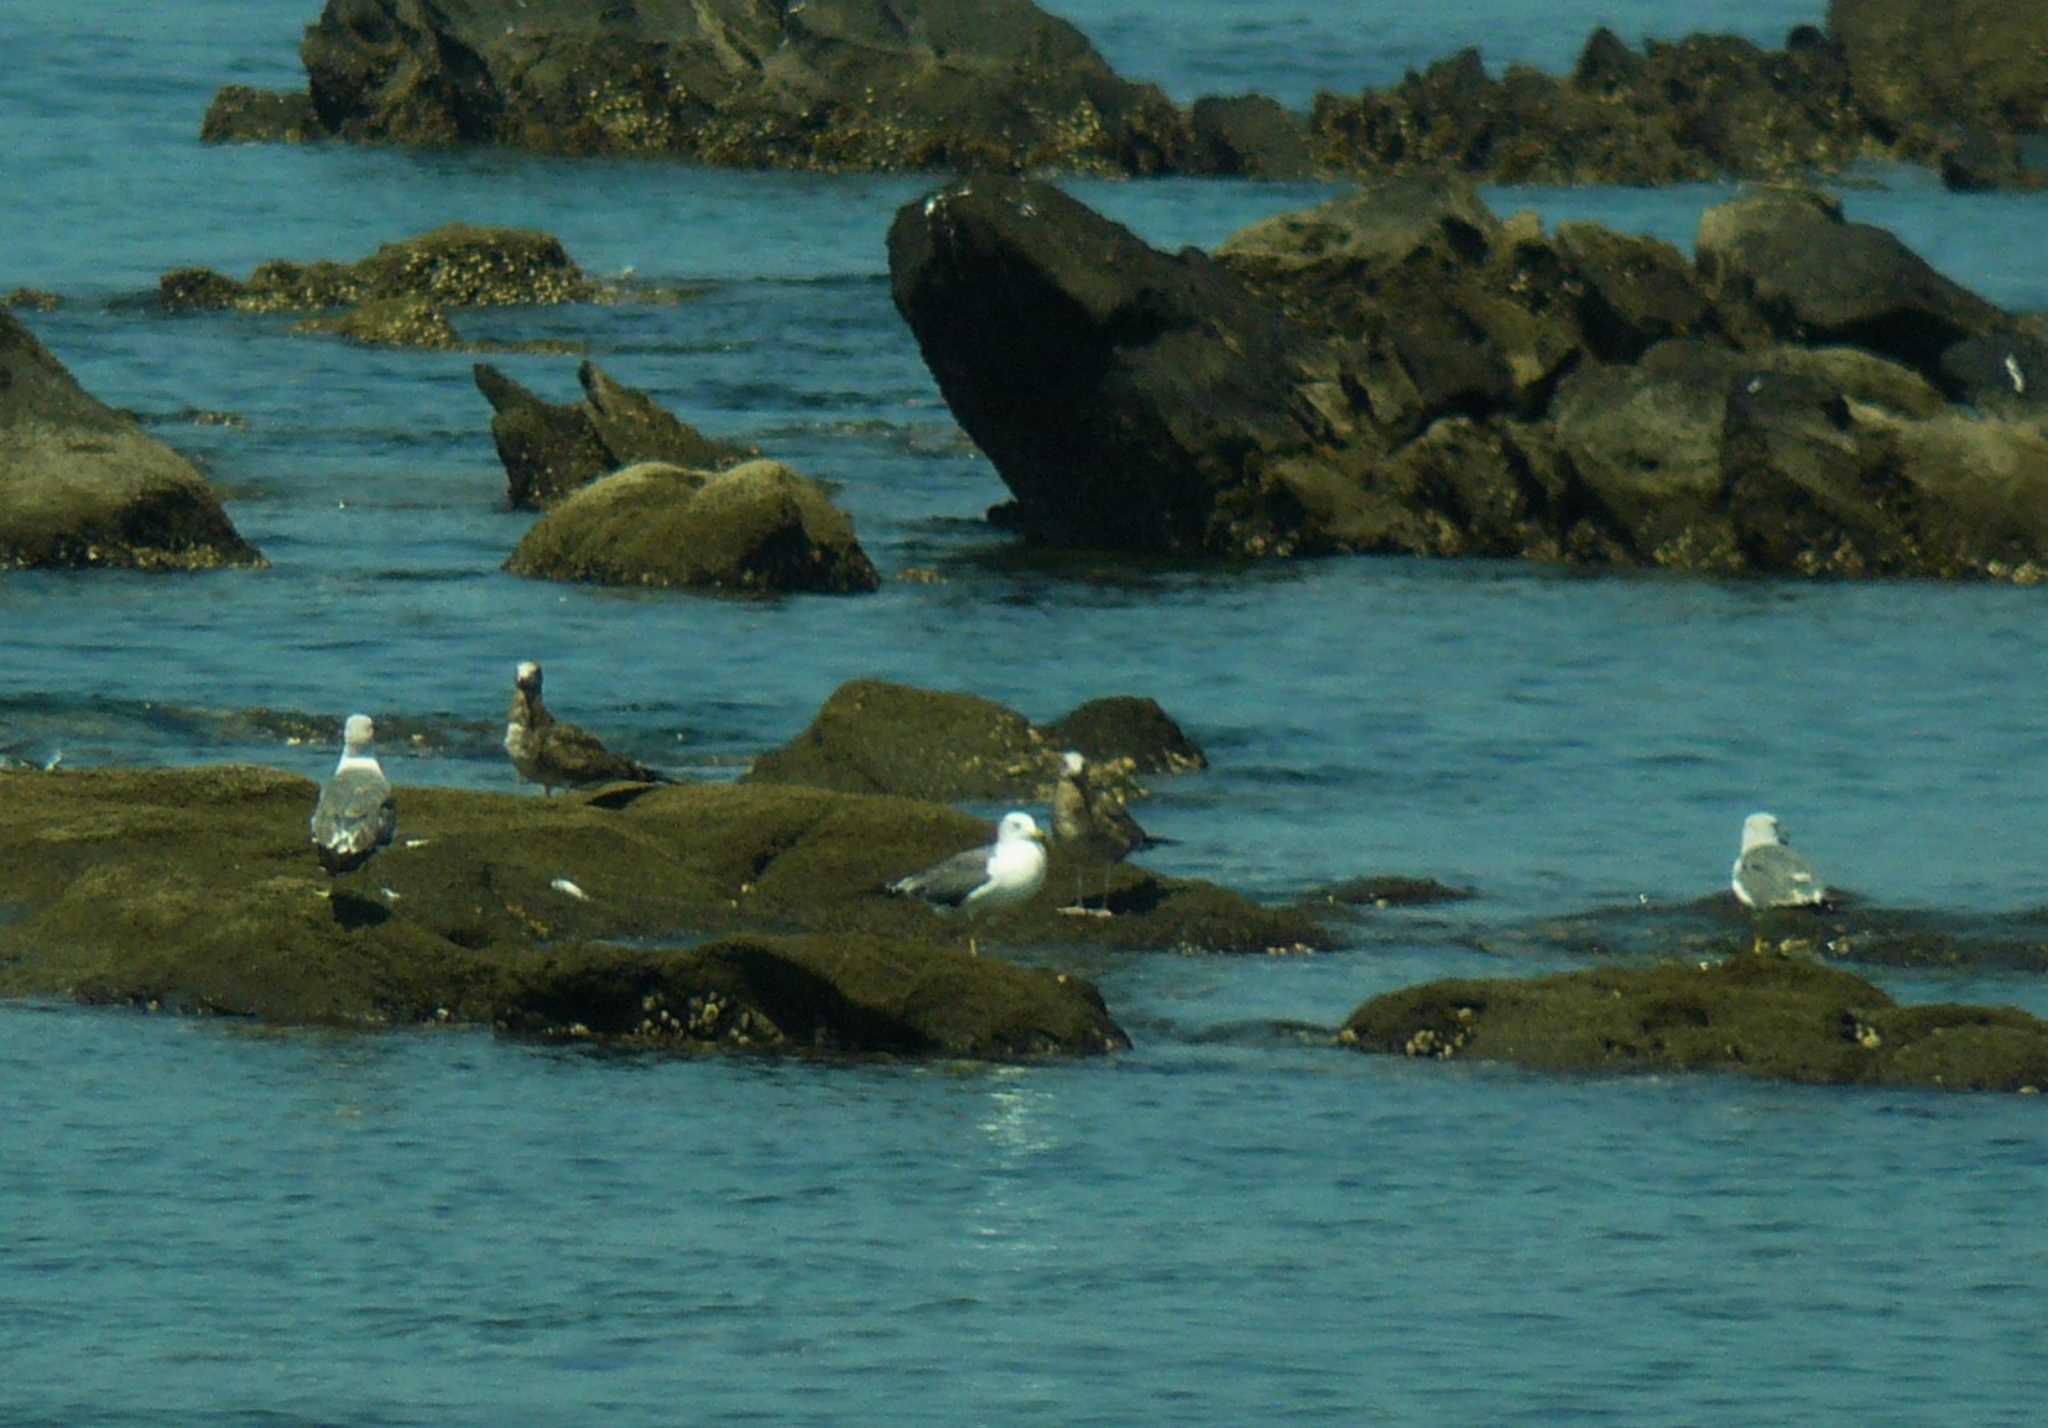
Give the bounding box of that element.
[312,766,396,874]
[889,842,995,908]
[1735,844,1824,909]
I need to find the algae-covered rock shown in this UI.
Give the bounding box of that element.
[496,935,1128,1057]
[1340,955,2048,1092]
[159,224,596,314]
[476,360,752,508]
[747,679,1213,803]
[746,679,1055,800]
[0,310,264,572]
[292,295,461,349]
[0,766,1322,1045]
[503,459,880,595]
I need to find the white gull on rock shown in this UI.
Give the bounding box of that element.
[887,811,1048,953]
[310,714,397,875]
[1731,812,1826,910]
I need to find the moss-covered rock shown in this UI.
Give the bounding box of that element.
[503,459,880,594]
[0,766,1325,1046]
[0,310,264,572]
[292,295,461,349]
[1340,955,2048,1092]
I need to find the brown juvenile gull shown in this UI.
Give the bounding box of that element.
[310,714,397,875]
[1051,750,1161,913]
[505,660,667,795]
[886,810,1048,955]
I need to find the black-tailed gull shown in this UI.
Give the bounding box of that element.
[1732,811,1827,912]
[887,810,1047,954]
[505,660,667,795]
[310,714,397,875]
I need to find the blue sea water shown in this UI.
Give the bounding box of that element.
[6,2,2048,1423]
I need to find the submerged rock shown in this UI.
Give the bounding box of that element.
[503,459,880,595]
[1340,954,2048,1093]
[0,310,264,572]
[891,174,2048,580]
[208,0,1192,176]
[475,361,751,508]
[745,679,1205,800]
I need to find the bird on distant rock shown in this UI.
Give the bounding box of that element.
[1051,750,1163,913]
[310,714,397,875]
[504,660,668,795]
[886,810,1048,955]
[1732,811,1827,951]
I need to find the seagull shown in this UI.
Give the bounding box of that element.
[505,660,667,795]
[1050,750,1163,913]
[886,810,1048,954]
[310,714,397,875]
[1732,812,1827,950]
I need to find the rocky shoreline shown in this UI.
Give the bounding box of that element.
[199,1,2046,191]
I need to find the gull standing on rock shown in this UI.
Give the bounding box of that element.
[505,660,667,795]
[887,811,1048,955]
[1051,750,1160,912]
[1732,812,1827,952]
[310,714,397,875]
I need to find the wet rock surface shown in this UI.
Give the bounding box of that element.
[476,361,752,509]
[200,4,2048,188]
[1341,953,2048,1093]
[744,679,1203,801]
[503,458,881,595]
[0,766,1331,1051]
[891,174,2048,579]
[0,310,264,572]
[208,0,1192,176]
[161,224,596,314]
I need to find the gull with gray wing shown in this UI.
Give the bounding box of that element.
[887,810,1048,954]
[310,714,397,875]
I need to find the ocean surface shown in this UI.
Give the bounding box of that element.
[7,2,2048,1423]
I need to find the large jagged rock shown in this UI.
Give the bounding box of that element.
[1696,187,2011,377]
[889,176,1353,555]
[475,361,751,508]
[1308,29,1868,186]
[1340,954,2048,1093]
[1830,0,2048,138]
[503,459,880,594]
[892,174,2048,581]
[0,766,1329,1046]
[205,0,1192,175]
[0,311,264,572]
[160,223,596,314]
[744,679,1206,799]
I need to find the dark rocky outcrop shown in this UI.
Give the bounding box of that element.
[161,224,595,314]
[1340,954,2048,1093]
[891,174,2048,581]
[200,84,323,143]
[745,679,1205,799]
[0,765,1332,1046]
[1309,30,1867,187]
[503,458,881,595]
[206,0,1193,175]
[475,361,751,508]
[0,311,264,572]
[1829,0,2048,140]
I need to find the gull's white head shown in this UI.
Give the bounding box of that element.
[1739,812,1783,853]
[515,660,542,690]
[342,713,375,754]
[997,811,1046,845]
[1061,751,1086,777]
